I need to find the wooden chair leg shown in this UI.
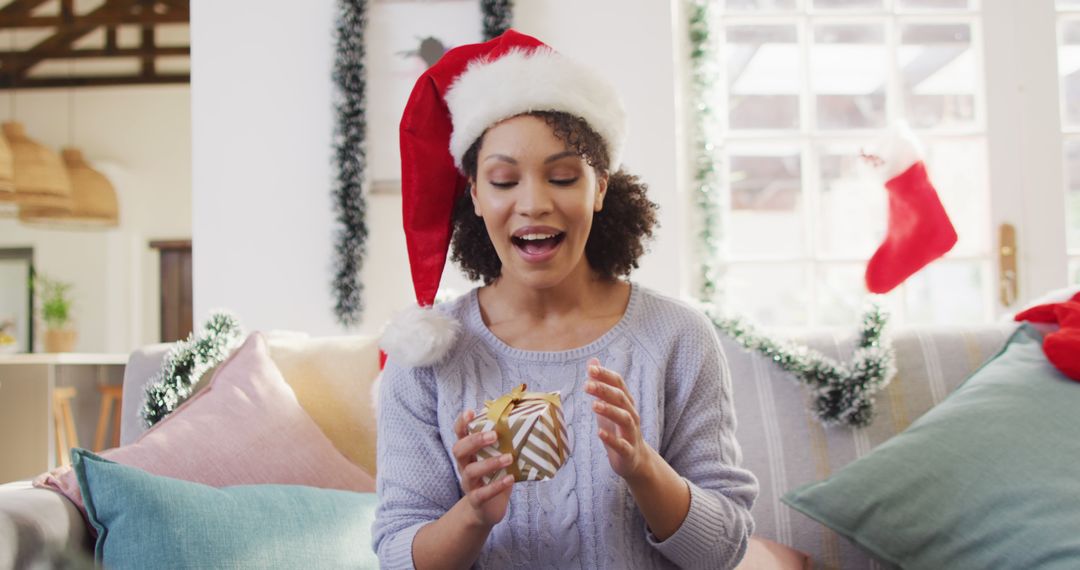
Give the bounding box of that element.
[93,394,111,452]
[111,393,122,448]
[53,387,78,467]
[53,397,64,467]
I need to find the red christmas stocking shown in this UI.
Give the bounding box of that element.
[1043,301,1080,382]
[865,160,958,294]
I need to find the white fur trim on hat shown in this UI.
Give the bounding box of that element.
[445,47,627,173]
[379,304,461,368]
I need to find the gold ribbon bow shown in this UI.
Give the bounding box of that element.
[484,384,565,481]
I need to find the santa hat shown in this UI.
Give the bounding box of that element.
[379,29,628,368]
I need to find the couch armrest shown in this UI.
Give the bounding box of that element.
[119,344,171,446]
[0,480,90,569]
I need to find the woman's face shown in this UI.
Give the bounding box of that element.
[470,114,607,290]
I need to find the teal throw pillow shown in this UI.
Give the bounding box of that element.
[73,449,379,569]
[783,324,1080,569]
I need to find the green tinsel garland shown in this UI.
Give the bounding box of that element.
[331,0,370,327]
[685,1,896,427]
[703,303,896,427]
[688,0,724,303]
[481,0,514,41]
[141,312,244,428]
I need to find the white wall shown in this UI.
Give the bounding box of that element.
[0,86,192,353]
[191,0,687,337]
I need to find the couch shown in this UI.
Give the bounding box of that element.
[0,323,1016,569]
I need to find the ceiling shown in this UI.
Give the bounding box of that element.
[0,0,189,89]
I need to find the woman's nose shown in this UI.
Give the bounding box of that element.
[514,177,554,217]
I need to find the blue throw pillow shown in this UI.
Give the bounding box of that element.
[782,324,1080,568]
[72,449,379,569]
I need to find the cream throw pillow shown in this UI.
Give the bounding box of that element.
[268,335,382,475]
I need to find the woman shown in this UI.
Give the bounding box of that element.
[374,30,757,570]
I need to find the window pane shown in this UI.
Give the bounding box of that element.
[816,145,886,258]
[904,260,988,324]
[723,0,798,11]
[1060,0,1080,10]
[727,25,800,130]
[922,137,990,256]
[1060,20,1080,129]
[811,0,884,10]
[1070,257,1080,284]
[1064,140,1080,252]
[897,0,972,10]
[812,23,888,130]
[728,148,805,257]
[725,264,810,325]
[900,23,977,129]
[816,263,907,326]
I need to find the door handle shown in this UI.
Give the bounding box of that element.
[999,223,1018,307]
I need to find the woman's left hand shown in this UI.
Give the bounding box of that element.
[585,357,654,482]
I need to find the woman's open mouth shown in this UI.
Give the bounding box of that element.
[511,231,566,263]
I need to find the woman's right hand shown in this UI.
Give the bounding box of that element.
[452,409,515,529]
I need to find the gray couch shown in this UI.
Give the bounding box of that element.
[0,324,1015,569]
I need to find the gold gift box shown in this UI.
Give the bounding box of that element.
[467,383,570,483]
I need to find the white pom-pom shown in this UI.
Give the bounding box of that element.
[379,304,461,368]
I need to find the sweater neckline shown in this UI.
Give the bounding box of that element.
[468,281,640,362]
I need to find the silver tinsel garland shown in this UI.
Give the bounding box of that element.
[703,302,896,427]
[686,0,896,427]
[332,0,370,326]
[481,0,513,41]
[688,0,724,303]
[141,312,244,427]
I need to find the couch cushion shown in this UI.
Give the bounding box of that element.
[120,335,381,475]
[725,323,1013,567]
[34,332,375,521]
[73,449,379,570]
[0,480,89,568]
[782,324,1080,568]
[267,335,381,475]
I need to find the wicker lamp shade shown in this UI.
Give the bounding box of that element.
[3,121,72,214]
[19,148,119,228]
[0,131,16,217]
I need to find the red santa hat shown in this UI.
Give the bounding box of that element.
[379,29,628,368]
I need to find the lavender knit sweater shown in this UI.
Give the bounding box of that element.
[372,283,758,569]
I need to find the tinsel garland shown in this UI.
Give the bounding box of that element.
[685,1,896,427]
[704,303,897,427]
[141,312,244,428]
[687,0,724,303]
[331,0,370,327]
[481,0,514,41]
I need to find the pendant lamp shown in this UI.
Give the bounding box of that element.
[0,132,14,216]
[4,121,72,214]
[19,148,119,228]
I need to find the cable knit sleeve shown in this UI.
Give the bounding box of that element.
[645,311,759,570]
[371,360,460,570]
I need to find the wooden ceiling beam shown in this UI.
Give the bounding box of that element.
[0,0,54,15]
[3,0,145,80]
[0,72,188,89]
[0,11,188,28]
[0,46,189,58]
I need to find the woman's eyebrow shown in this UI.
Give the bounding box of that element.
[483,154,517,164]
[544,151,578,164]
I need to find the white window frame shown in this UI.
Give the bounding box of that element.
[707,0,1072,327]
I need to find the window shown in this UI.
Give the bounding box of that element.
[715,0,991,326]
[1057,1,1080,285]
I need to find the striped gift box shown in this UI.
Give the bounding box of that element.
[467,384,570,483]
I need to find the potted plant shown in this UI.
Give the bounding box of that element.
[36,274,77,353]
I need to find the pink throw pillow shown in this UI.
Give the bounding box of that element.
[33,332,376,518]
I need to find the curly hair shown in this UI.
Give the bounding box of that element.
[450,111,659,285]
